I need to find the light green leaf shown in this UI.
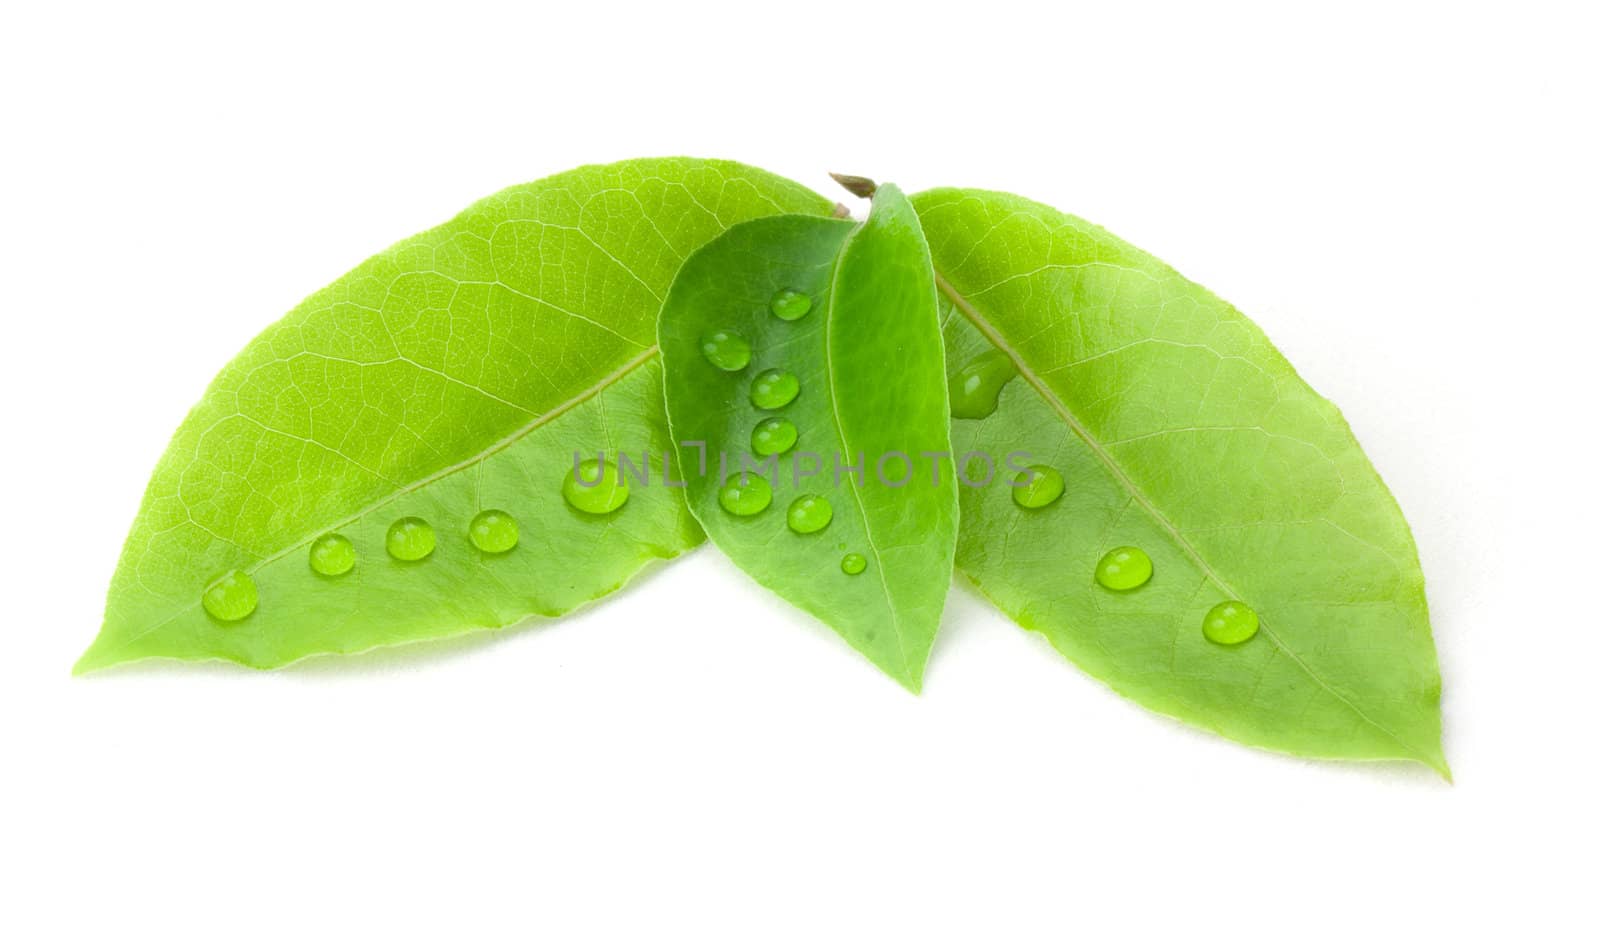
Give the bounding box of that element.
[916,188,1447,774]
[78,158,830,673]
[658,185,958,691]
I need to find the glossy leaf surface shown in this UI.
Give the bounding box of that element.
[659,186,957,690]
[916,188,1446,773]
[79,158,830,672]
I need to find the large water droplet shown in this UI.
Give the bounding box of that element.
[386,517,436,561]
[1012,464,1064,509]
[1203,600,1259,645]
[202,569,258,622]
[770,288,813,321]
[949,350,1019,419]
[469,509,519,553]
[719,472,773,516]
[841,552,867,575]
[309,533,355,577]
[787,494,833,534]
[563,458,630,515]
[700,330,751,371]
[750,369,800,410]
[751,416,798,456]
[1095,546,1152,591]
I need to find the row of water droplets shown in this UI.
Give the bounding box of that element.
[202,445,639,622]
[946,344,1259,645]
[701,288,865,578]
[1088,547,1254,642]
[201,509,521,622]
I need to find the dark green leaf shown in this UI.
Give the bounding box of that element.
[659,185,958,690]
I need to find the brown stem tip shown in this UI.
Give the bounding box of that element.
[829,173,878,199]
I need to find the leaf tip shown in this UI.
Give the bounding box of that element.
[829,173,878,199]
[1404,735,1451,782]
[72,646,112,676]
[887,655,928,695]
[73,628,129,676]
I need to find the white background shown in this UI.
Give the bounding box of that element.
[2,1,1596,925]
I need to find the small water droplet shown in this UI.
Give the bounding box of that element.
[1012,464,1064,509]
[563,458,630,515]
[386,517,436,561]
[469,509,519,553]
[1203,600,1259,645]
[750,369,800,409]
[787,494,833,534]
[309,533,355,577]
[202,569,258,622]
[700,329,751,371]
[718,472,773,516]
[1095,546,1152,591]
[949,350,1019,419]
[841,552,867,575]
[751,416,798,456]
[770,288,813,321]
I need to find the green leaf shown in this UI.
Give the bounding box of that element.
[658,185,958,691]
[915,187,1447,774]
[78,158,831,673]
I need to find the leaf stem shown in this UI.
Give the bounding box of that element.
[829,172,878,199]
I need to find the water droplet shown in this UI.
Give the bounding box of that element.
[309,533,355,577]
[1203,600,1260,645]
[386,517,436,562]
[1012,464,1064,509]
[841,552,867,575]
[787,494,833,534]
[750,369,800,409]
[563,458,630,515]
[700,329,751,371]
[1095,546,1152,591]
[949,350,1019,419]
[718,472,773,516]
[751,416,798,456]
[201,569,257,622]
[770,288,813,321]
[469,509,519,553]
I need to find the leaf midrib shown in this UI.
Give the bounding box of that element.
[120,346,660,646]
[933,271,1426,760]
